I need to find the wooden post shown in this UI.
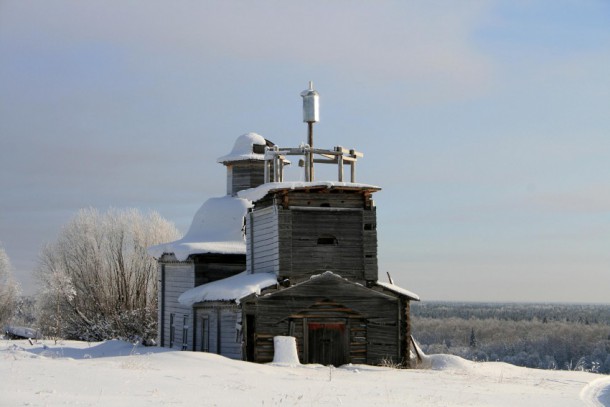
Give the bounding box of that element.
[337,150,344,181]
[402,299,412,368]
[308,122,314,181]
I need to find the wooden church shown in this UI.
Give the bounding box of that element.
[148,83,419,367]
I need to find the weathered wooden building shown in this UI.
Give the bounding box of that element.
[149,85,419,366]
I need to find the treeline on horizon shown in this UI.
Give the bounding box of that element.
[412,301,610,373]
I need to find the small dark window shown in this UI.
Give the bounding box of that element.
[317,234,338,245]
[253,144,266,154]
[364,223,376,231]
[320,203,331,207]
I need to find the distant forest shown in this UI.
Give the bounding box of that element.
[412,302,610,373]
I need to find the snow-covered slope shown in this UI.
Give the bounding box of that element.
[2,340,609,406]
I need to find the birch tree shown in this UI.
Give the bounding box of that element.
[36,208,179,341]
[0,244,19,328]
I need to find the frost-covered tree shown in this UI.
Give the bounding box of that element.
[0,244,20,328]
[36,208,179,341]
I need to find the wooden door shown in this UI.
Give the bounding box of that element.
[307,322,348,366]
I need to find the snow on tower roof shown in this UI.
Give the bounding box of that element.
[148,195,252,261]
[238,181,381,203]
[216,132,268,163]
[178,271,278,306]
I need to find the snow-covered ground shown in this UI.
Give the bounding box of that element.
[2,339,609,406]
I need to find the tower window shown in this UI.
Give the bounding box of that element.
[253,144,266,154]
[317,234,338,245]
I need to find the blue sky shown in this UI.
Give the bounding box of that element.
[1,1,609,302]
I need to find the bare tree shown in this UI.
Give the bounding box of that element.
[0,243,20,328]
[36,208,179,341]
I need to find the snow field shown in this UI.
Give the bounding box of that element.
[1,340,609,407]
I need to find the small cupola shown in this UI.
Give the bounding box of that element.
[217,133,273,196]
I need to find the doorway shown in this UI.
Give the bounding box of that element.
[307,321,348,366]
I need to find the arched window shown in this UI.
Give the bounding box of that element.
[317,234,338,245]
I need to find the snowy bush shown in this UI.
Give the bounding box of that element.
[36,208,179,341]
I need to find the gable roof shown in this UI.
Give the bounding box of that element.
[259,271,396,301]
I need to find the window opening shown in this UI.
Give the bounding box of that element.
[317,234,338,245]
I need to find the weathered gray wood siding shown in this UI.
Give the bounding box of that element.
[288,208,365,282]
[228,161,266,195]
[247,206,280,274]
[158,262,194,350]
[362,208,378,280]
[249,188,378,283]
[193,305,243,360]
[193,254,246,285]
[243,274,400,365]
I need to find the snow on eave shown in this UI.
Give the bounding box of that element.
[147,195,251,261]
[178,271,278,307]
[238,181,381,203]
[376,281,420,301]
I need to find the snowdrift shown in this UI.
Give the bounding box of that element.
[2,339,609,407]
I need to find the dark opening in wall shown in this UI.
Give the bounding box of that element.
[317,234,338,245]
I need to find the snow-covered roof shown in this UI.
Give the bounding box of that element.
[376,281,420,301]
[148,195,252,261]
[217,132,267,163]
[238,181,381,203]
[178,271,278,306]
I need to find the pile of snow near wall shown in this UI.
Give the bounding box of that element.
[272,336,300,366]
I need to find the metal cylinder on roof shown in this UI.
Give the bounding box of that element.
[300,81,319,123]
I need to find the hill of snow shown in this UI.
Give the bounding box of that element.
[2,339,609,406]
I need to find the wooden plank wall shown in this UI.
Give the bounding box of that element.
[194,254,246,286]
[362,208,378,280]
[249,189,379,283]
[289,208,365,281]
[231,162,265,194]
[158,262,194,350]
[247,206,280,274]
[194,306,243,360]
[246,276,401,365]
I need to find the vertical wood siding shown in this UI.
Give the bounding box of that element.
[158,262,194,350]
[194,306,243,360]
[248,206,279,274]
